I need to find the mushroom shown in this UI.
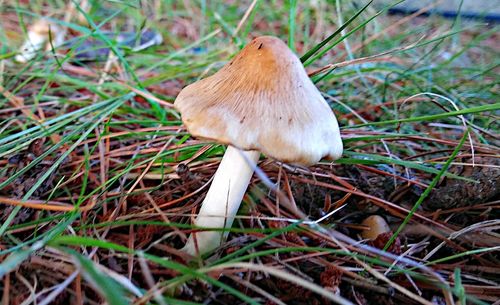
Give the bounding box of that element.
[15,1,92,63]
[174,36,343,256]
[360,215,390,240]
[15,19,65,63]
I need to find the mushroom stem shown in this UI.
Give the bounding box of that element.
[181,145,260,256]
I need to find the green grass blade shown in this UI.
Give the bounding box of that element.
[300,0,374,63]
[303,0,407,66]
[51,236,260,305]
[288,0,297,51]
[340,151,474,182]
[69,249,130,305]
[384,130,469,250]
[345,103,500,128]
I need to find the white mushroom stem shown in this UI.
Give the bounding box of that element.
[181,145,259,256]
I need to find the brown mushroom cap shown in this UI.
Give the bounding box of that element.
[174,36,343,165]
[361,215,391,240]
[30,19,59,35]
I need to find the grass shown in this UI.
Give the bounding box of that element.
[1,0,499,304]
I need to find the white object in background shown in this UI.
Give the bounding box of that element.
[15,20,65,63]
[373,0,500,17]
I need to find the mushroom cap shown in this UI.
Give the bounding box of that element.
[361,215,390,240]
[174,36,343,165]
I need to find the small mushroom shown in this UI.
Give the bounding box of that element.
[360,215,390,240]
[14,1,92,63]
[15,19,65,63]
[174,36,343,256]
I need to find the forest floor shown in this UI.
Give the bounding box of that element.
[0,1,499,304]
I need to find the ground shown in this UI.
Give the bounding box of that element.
[0,1,499,305]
